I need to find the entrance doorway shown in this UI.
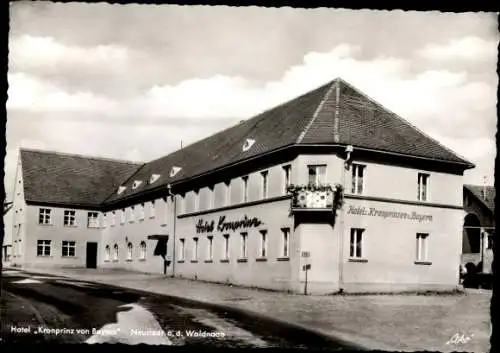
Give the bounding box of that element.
[463,214,481,253]
[86,242,98,269]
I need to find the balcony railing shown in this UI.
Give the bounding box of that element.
[287,184,344,211]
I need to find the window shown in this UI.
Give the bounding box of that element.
[179,239,185,260]
[259,230,267,258]
[113,244,119,261]
[129,207,135,223]
[308,165,326,186]
[417,173,429,201]
[487,234,494,250]
[139,241,147,260]
[351,164,365,195]
[37,240,51,256]
[62,241,76,257]
[416,233,429,262]
[192,238,199,261]
[103,213,108,228]
[87,212,99,228]
[283,165,291,193]
[242,176,249,202]
[240,232,248,258]
[207,235,213,260]
[194,189,200,211]
[150,174,161,184]
[150,200,156,219]
[105,245,111,261]
[120,209,125,224]
[38,208,51,225]
[208,185,215,208]
[111,211,116,226]
[225,181,231,206]
[222,234,230,260]
[127,243,133,261]
[350,228,364,258]
[139,203,145,221]
[281,228,290,257]
[64,210,76,227]
[261,171,268,199]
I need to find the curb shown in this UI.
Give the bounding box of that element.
[2,267,397,350]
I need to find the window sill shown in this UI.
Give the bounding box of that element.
[104,260,110,262]
[190,260,198,263]
[112,260,119,262]
[220,259,230,263]
[63,225,78,228]
[62,256,77,259]
[277,257,290,262]
[160,223,167,228]
[139,259,146,262]
[204,260,214,263]
[150,216,156,220]
[237,258,248,263]
[177,260,185,263]
[348,258,368,263]
[38,224,53,226]
[256,257,267,262]
[36,255,52,258]
[125,259,132,262]
[139,218,145,222]
[128,221,135,224]
[414,261,432,266]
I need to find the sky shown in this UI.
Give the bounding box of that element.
[5,2,499,204]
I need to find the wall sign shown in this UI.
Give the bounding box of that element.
[196,215,263,233]
[347,205,433,222]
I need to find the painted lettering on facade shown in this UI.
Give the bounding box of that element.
[347,205,433,222]
[196,215,263,233]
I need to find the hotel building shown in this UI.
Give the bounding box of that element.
[9,78,475,294]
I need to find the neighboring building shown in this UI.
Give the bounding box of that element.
[3,202,14,263]
[462,184,495,274]
[11,78,475,294]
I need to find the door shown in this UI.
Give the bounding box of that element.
[86,242,98,269]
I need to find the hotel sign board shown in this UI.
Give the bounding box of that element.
[347,205,433,223]
[196,215,263,233]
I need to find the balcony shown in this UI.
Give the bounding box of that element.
[287,184,343,212]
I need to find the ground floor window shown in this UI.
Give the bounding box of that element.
[207,235,213,260]
[105,245,111,261]
[240,232,248,258]
[113,244,119,261]
[179,239,185,260]
[62,240,76,257]
[222,234,229,260]
[127,243,133,260]
[281,228,290,257]
[192,237,199,261]
[416,233,429,262]
[139,241,147,260]
[37,240,51,256]
[259,230,267,258]
[350,228,364,258]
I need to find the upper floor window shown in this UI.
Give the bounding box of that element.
[38,208,51,225]
[416,233,429,262]
[350,228,365,259]
[102,213,108,228]
[194,189,200,211]
[417,173,429,201]
[87,212,99,228]
[62,240,76,257]
[261,171,268,199]
[225,180,231,206]
[208,185,215,209]
[283,164,292,193]
[128,207,135,223]
[37,240,51,256]
[64,210,76,227]
[138,203,145,221]
[242,176,249,203]
[308,165,326,186]
[111,211,116,226]
[351,164,365,195]
[120,209,126,224]
[150,200,156,219]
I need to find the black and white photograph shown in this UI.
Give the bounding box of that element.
[1,2,497,351]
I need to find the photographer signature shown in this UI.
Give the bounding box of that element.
[446,333,473,345]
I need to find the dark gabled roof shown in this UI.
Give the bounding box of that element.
[464,184,495,214]
[104,78,474,204]
[20,149,142,208]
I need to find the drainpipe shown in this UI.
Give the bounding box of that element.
[338,145,353,290]
[168,184,177,278]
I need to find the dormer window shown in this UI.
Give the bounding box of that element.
[132,180,143,190]
[170,166,182,177]
[150,174,161,184]
[242,138,255,152]
[117,186,127,195]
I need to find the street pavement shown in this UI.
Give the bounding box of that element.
[0,269,363,349]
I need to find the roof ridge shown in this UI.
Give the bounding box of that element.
[296,79,337,144]
[339,79,474,167]
[20,147,143,166]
